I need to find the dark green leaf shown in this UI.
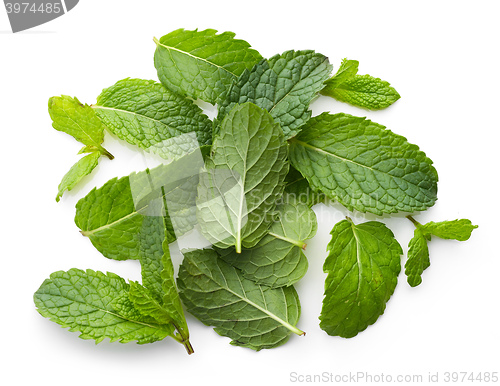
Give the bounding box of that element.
[154,29,262,104]
[289,113,438,215]
[320,219,402,338]
[177,249,303,351]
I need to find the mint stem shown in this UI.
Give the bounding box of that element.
[406,215,422,228]
[183,340,195,355]
[99,146,114,160]
[172,323,194,355]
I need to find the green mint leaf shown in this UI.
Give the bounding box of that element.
[322,70,401,110]
[128,281,173,324]
[177,248,304,350]
[49,95,113,201]
[284,166,327,207]
[75,175,147,260]
[154,28,262,104]
[159,217,191,350]
[75,152,202,260]
[130,209,193,353]
[93,78,212,160]
[218,50,332,138]
[138,215,168,300]
[289,112,438,215]
[196,103,289,252]
[48,95,112,157]
[405,228,430,287]
[421,219,478,241]
[55,152,100,202]
[129,277,192,353]
[320,218,402,338]
[34,268,174,344]
[324,58,359,89]
[405,217,477,287]
[219,195,317,288]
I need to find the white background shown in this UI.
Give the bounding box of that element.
[1,1,498,385]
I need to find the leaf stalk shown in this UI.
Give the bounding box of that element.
[406,215,422,228]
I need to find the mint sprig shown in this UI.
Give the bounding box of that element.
[49,95,114,201]
[405,216,478,287]
[321,58,401,110]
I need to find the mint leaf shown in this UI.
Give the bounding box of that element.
[49,95,113,201]
[320,218,402,338]
[159,216,191,350]
[322,60,401,110]
[218,50,332,138]
[405,228,430,287]
[196,103,289,252]
[75,175,147,260]
[154,29,262,104]
[289,112,438,215]
[130,263,193,353]
[177,248,304,350]
[420,219,478,241]
[34,268,174,344]
[134,210,193,352]
[321,59,400,110]
[48,95,112,158]
[75,152,202,260]
[93,78,212,160]
[55,152,100,202]
[284,166,327,207]
[405,217,477,287]
[128,281,173,325]
[324,58,359,89]
[219,195,317,288]
[138,215,168,299]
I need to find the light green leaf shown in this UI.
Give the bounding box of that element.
[284,166,327,207]
[289,113,438,215]
[323,58,359,89]
[404,217,477,287]
[154,28,262,104]
[48,95,112,158]
[322,71,400,110]
[49,95,113,201]
[75,152,203,260]
[405,228,430,287]
[320,218,402,338]
[56,152,100,202]
[196,103,289,252]
[177,249,303,351]
[421,219,478,241]
[33,268,174,344]
[219,195,317,288]
[93,78,212,160]
[218,50,332,138]
[159,217,191,346]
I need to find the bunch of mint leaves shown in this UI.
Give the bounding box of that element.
[34,28,477,353]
